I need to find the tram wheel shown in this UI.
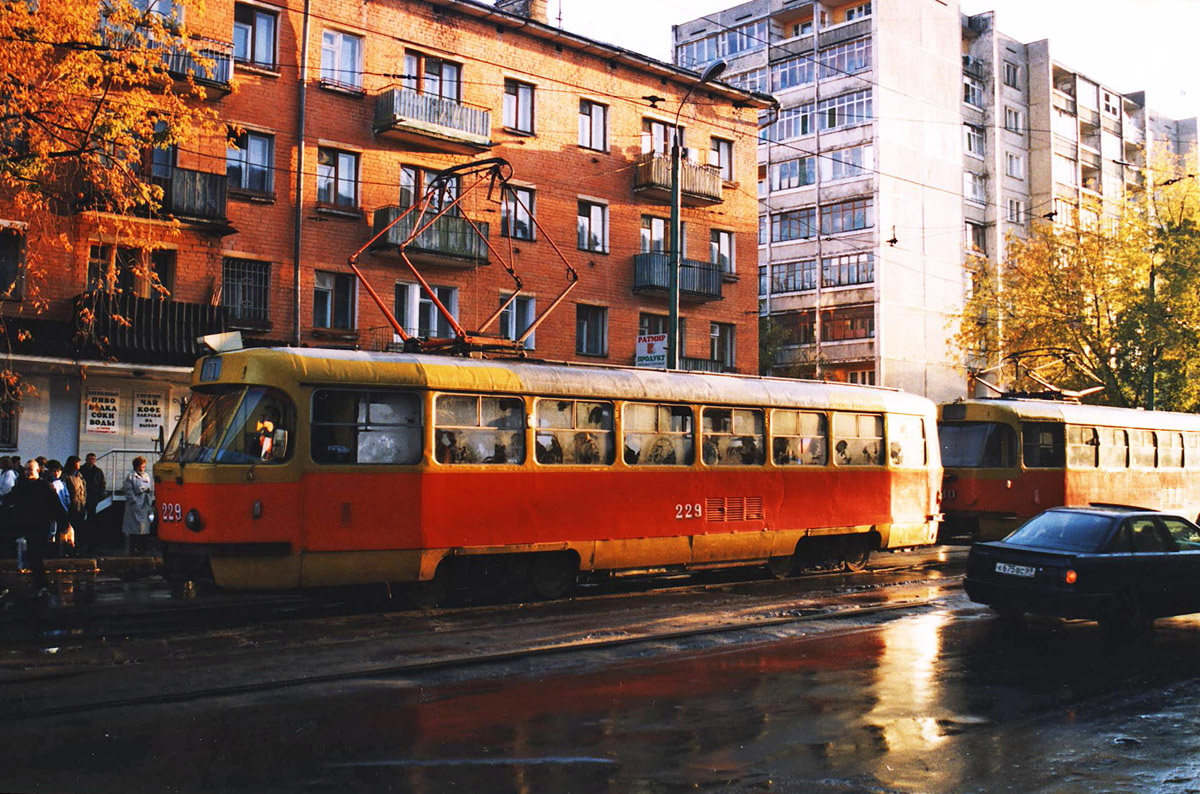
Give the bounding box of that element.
[405,563,450,609]
[766,555,795,579]
[530,553,578,600]
[842,537,871,572]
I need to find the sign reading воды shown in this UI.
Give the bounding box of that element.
[85,389,120,435]
[636,334,668,369]
[133,392,165,436]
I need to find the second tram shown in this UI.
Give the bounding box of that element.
[155,348,942,600]
[939,399,1200,540]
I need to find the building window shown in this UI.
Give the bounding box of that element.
[772,260,816,293]
[222,258,270,326]
[762,105,812,142]
[637,215,669,254]
[1102,91,1120,116]
[642,118,677,156]
[1006,152,1025,179]
[823,305,874,341]
[499,294,535,349]
[729,67,768,93]
[226,128,273,193]
[758,267,768,297]
[778,310,816,346]
[313,271,354,330]
[503,79,535,133]
[758,215,767,246]
[400,165,460,214]
[819,197,873,235]
[820,144,873,182]
[771,157,815,190]
[0,230,22,300]
[711,323,735,369]
[963,75,984,107]
[771,208,816,242]
[847,369,875,386]
[233,3,277,69]
[576,304,607,356]
[817,90,872,131]
[320,29,362,90]
[417,286,457,338]
[710,137,733,181]
[1005,106,1024,134]
[87,245,174,298]
[579,100,607,150]
[844,2,871,21]
[316,147,358,208]
[822,252,873,287]
[577,200,607,253]
[964,172,986,205]
[501,185,534,240]
[639,312,667,337]
[403,51,461,100]
[1003,61,1019,89]
[771,54,814,92]
[965,221,987,254]
[710,229,734,274]
[1007,198,1026,224]
[964,124,985,158]
[820,37,871,78]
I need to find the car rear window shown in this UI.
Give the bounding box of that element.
[1004,511,1115,552]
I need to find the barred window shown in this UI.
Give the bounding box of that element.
[820,145,872,182]
[820,38,870,78]
[772,208,816,242]
[771,54,814,91]
[771,157,815,190]
[535,399,615,465]
[222,258,270,326]
[772,260,816,293]
[817,90,872,131]
[772,410,826,465]
[623,403,694,466]
[821,253,873,287]
[435,394,525,465]
[819,197,873,235]
[702,407,764,466]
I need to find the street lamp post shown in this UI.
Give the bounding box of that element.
[667,59,727,371]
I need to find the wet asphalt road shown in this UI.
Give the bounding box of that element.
[3,556,1200,793]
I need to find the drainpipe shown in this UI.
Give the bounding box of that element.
[292,0,312,346]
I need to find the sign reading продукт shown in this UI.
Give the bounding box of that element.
[636,334,667,369]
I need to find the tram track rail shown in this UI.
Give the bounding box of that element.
[0,554,967,723]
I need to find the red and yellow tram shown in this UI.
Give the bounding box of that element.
[155,348,942,599]
[939,399,1200,540]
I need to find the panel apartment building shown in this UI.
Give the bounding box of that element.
[676,0,1197,400]
[0,0,766,462]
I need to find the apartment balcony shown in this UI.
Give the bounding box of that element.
[770,33,815,61]
[962,56,986,80]
[632,252,722,302]
[819,18,871,48]
[370,206,490,269]
[1078,107,1101,129]
[150,167,231,230]
[100,20,233,95]
[1052,91,1077,115]
[75,290,229,363]
[634,153,723,207]
[374,88,492,154]
[681,357,734,373]
[1102,115,1122,136]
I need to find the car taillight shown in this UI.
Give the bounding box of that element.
[1064,569,1077,584]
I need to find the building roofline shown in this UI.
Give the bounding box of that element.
[429,0,774,109]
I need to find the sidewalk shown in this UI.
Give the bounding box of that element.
[0,553,161,580]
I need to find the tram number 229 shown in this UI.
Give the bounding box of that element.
[160,503,183,523]
[675,503,702,520]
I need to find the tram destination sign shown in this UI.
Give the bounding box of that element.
[636,333,667,369]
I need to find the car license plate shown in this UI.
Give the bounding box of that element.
[995,562,1036,578]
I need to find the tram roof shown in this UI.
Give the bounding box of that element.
[942,398,1200,431]
[203,348,936,415]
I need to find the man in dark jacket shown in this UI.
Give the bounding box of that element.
[6,459,71,592]
[62,456,88,552]
[80,453,107,550]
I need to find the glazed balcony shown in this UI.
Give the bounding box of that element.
[371,206,490,269]
[634,153,723,207]
[374,88,493,154]
[632,252,722,302]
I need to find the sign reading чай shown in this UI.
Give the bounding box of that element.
[133,392,165,436]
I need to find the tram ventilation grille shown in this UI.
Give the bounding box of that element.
[705,496,764,522]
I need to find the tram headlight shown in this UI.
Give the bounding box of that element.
[185,508,204,532]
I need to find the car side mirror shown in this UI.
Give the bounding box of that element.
[272,429,289,460]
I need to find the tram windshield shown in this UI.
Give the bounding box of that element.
[939,421,1017,468]
[163,386,295,464]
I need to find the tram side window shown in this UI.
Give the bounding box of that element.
[535,399,615,465]
[1066,425,1098,469]
[435,394,525,465]
[938,422,1016,468]
[832,412,883,466]
[1098,427,1129,469]
[888,415,926,466]
[311,390,422,465]
[1129,429,1157,468]
[1159,431,1184,469]
[623,403,694,466]
[1022,423,1064,468]
[702,408,765,466]
[772,410,827,466]
[1186,433,1200,469]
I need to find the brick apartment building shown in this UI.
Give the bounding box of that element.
[1,0,767,463]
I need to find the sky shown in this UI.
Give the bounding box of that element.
[548,0,1200,122]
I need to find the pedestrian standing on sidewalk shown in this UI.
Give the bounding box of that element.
[62,457,88,554]
[4,459,72,595]
[0,455,17,505]
[80,453,107,550]
[122,456,154,556]
[46,460,70,556]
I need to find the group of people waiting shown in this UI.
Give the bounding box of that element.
[0,453,155,595]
